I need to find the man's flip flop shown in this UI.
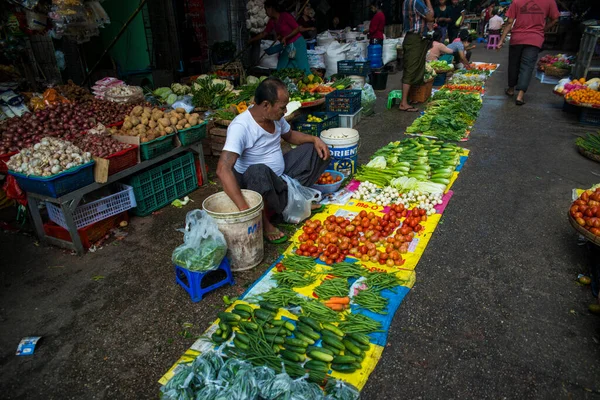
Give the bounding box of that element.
[505,88,514,97]
[515,99,525,106]
[266,230,288,244]
[399,107,419,112]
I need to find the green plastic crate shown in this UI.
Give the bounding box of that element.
[140,133,176,161]
[177,121,208,146]
[129,152,197,216]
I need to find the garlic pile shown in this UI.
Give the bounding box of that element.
[246,0,269,34]
[8,137,92,177]
[352,181,443,215]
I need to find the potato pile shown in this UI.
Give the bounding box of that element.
[116,106,203,143]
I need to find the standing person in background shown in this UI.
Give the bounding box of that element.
[297,5,317,40]
[487,7,503,35]
[434,0,452,41]
[330,16,341,30]
[480,3,494,35]
[498,0,559,105]
[248,0,312,75]
[448,0,465,41]
[369,1,386,42]
[399,0,434,112]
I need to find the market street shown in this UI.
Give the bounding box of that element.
[1,48,600,398]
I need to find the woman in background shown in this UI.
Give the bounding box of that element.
[249,0,312,75]
[297,5,317,40]
[434,0,452,42]
[369,1,386,42]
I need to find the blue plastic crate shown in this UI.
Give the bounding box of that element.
[337,60,371,76]
[580,107,600,126]
[175,257,234,302]
[293,112,339,136]
[9,162,95,198]
[325,90,362,114]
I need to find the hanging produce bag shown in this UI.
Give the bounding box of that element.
[281,175,322,224]
[172,209,227,272]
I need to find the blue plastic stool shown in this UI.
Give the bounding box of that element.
[175,257,234,302]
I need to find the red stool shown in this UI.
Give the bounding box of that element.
[487,35,501,50]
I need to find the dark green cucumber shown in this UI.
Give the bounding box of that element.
[264,327,287,336]
[342,339,361,356]
[259,301,280,312]
[304,360,329,372]
[211,333,226,343]
[294,332,315,345]
[280,349,302,362]
[285,337,308,348]
[283,344,307,354]
[298,316,321,332]
[332,355,358,364]
[231,309,251,319]
[321,344,341,355]
[321,329,343,341]
[307,346,333,356]
[308,350,334,362]
[348,332,370,346]
[297,324,320,341]
[264,334,284,344]
[346,337,370,351]
[254,309,275,321]
[322,335,344,350]
[239,321,258,331]
[331,363,356,373]
[218,312,240,323]
[234,304,254,314]
[235,333,250,345]
[233,338,249,350]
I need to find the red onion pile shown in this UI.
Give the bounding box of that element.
[75,133,133,158]
[77,99,151,125]
[0,104,95,155]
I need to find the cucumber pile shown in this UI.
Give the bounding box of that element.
[213,302,373,379]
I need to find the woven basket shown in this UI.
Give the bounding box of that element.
[577,146,600,163]
[212,60,246,84]
[545,65,570,78]
[409,79,434,104]
[568,212,600,246]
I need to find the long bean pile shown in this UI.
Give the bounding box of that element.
[366,271,406,291]
[329,261,366,279]
[257,287,302,307]
[339,313,382,334]
[353,287,388,314]
[299,299,342,323]
[273,270,317,288]
[314,278,349,300]
[281,255,318,273]
[576,132,600,155]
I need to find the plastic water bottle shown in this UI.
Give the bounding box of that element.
[368,43,383,69]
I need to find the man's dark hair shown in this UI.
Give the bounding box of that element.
[255,77,287,105]
[458,29,470,42]
[432,28,443,42]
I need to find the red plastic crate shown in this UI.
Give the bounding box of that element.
[105,145,138,176]
[0,151,17,174]
[43,211,129,249]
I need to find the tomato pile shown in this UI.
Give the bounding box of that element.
[443,84,484,93]
[316,172,342,185]
[570,187,600,235]
[295,204,430,267]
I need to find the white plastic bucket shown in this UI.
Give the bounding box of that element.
[320,128,360,177]
[202,190,264,271]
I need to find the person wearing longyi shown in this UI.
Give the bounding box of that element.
[216,78,330,244]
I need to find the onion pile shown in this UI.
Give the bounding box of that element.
[0,104,95,155]
[7,137,92,177]
[75,125,133,158]
[76,99,151,125]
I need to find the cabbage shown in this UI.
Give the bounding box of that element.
[246,76,259,85]
[366,156,387,169]
[166,93,178,106]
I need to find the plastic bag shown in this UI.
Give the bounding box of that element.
[217,358,252,386]
[307,47,326,69]
[287,42,296,60]
[172,210,227,272]
[324,379,360,400]
[324,41,351,77]
[160,365,196,399]
[290,377,325,400]
[281,175,322,224]
[260,40,280,69]
[382,39,399,65]
[201,350,225,373]
[254,365,276,388]
[262,372,293,400]
[195,384,220,400]
[230,368,259,399]
[361,83,376,116]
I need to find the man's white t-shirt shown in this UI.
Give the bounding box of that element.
[488,15,503,31]
[222,110,290,176]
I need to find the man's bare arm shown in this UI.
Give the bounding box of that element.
[216,151,249,210]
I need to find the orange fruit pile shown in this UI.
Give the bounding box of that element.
[565,88,600,105]
[317,172,342,185]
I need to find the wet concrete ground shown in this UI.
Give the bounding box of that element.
[1,47,600,399]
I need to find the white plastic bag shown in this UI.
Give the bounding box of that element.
[307,47,326,69]
[361,83,377,116]
[281,175,322,224]
[172,210,227,272]
[382,39,399,65]
[324,41,351,77]
[317,31,335,48]
[259,40,279,69]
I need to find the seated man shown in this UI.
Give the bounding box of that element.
[216,77,331,243]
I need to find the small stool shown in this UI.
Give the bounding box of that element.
[387,90,403,109]
[487,35,501,50]
[175,257,234,302]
